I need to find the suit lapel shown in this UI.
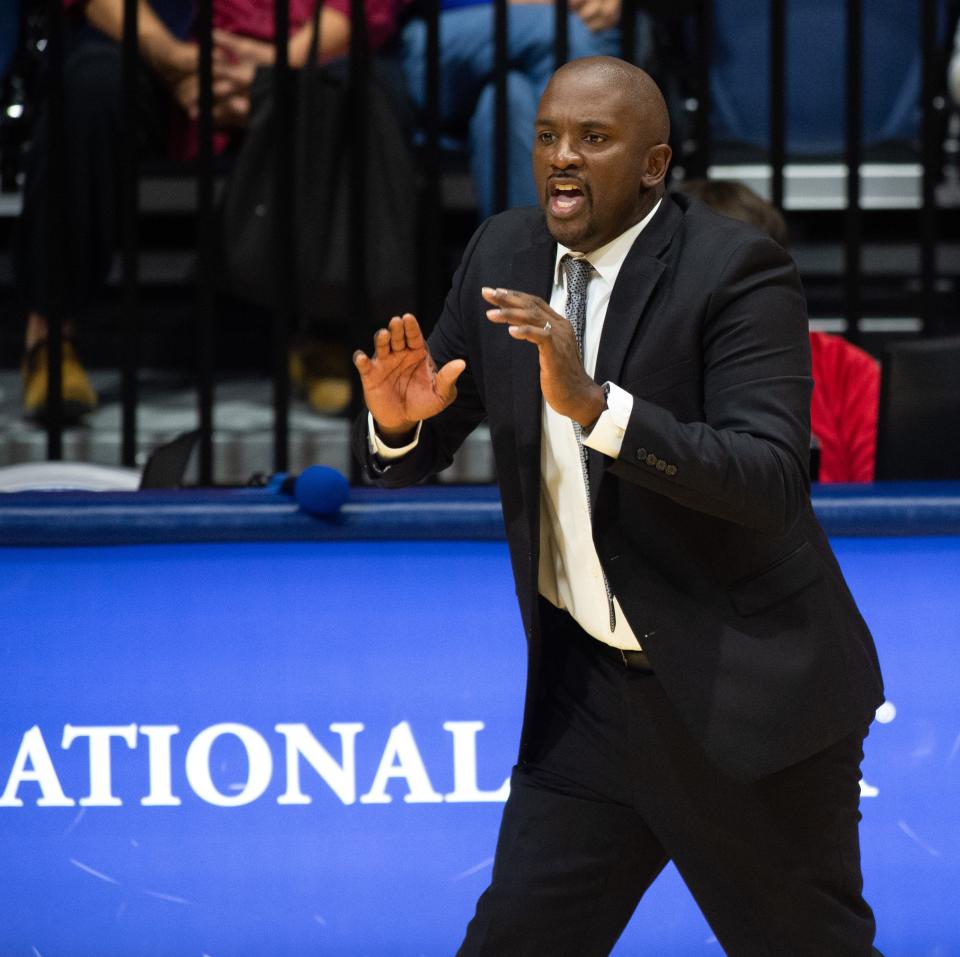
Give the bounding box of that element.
[500,200,684,512]
[593,197,681,386]
[508,230,555,464]
[589,198,682,498]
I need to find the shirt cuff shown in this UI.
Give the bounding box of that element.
[367,412,423,460]
[582,382,633,458]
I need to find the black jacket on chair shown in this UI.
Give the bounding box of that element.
[355,194,884,782]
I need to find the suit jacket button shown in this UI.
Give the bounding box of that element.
[665,464,677,476]
[636,447,647,461]
[656,459,667,471]
[646,453,658,466]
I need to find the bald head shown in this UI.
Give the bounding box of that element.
[548,57,671,146]
[533,56,673,251]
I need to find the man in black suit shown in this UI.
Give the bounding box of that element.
[353,56,884,956]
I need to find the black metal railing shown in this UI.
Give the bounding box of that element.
[845,0,863,344]
[30,0,951,479]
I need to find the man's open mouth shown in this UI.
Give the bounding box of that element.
[548,182,586,217]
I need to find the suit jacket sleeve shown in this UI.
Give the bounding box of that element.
[607,235,813,536]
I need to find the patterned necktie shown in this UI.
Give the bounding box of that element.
[562,254,594,468]
[561,254,617,631]
[562,254,593,360]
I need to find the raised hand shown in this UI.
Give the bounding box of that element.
[353,314,466,442]
[208,30,277,128]
[151,39,202,116]
[482,287,605,428]
[568,0,622,32]
[212,29,277,67]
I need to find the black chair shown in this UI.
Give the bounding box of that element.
[875,336,960,480]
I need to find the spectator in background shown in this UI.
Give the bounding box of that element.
[399,0,651,220]
[15,0,401,421]
[678,178,880,483]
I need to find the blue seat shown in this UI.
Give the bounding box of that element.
[710,0,948,157]
[1,0,17,83]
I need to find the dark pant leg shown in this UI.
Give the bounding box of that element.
[14,33,167,318]
[623,670,878,957]
[455,765,668,957]
[459,607,879,956]
[456,612,668,956]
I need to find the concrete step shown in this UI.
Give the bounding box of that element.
[0,369,496,486]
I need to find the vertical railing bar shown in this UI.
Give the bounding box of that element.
[919,0,938,335]
[844,0,863,345]
[45,0,65,458]
[769,0,786,212]
[691,0,712,179]
[272,0,293,473]
[347,0,369,483]
[620,0,636,64]
[348,0,369,316]
[349,0,369,283]
[493,0,508,213]
[553,0,568,70]
[120,0,140,467]
[195,0,216,483]
[422,0,443,321]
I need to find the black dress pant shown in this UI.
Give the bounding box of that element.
[14,28,168,319]
[457,604,879,956]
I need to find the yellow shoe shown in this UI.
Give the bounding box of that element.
[21,340,98,421]
[289,341,353,415]
[306,376,352,415]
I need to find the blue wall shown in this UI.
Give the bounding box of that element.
[1,525,958,955]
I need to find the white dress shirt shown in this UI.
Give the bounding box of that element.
[537,202,660,651]
[369,201,662,651]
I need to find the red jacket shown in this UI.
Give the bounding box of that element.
[809,331,879,483]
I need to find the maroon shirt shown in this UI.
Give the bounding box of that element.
[67,0,402,157]
[213,0,398,53]
[66,0,400,52]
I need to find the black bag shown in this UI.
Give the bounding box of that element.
[218,8,419,346]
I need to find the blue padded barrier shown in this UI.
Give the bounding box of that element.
[2,482,960,545]
[2,482,959,955]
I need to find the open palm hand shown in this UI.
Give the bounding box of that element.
[354,314,466,438]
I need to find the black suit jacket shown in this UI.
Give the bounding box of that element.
[356,195,884,781]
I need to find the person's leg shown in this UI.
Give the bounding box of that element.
[456,764,667,957]
[466,5,637,218]
[468,70,540,218]
[508,5,623,98]
[16,41,124,324]
[475,604,880,956]
[457,606,668,956]
[15,34,166,418]
[400,7,499,129]
[567,16,622,64]
[623,671,879,957]
[14,43,122,418]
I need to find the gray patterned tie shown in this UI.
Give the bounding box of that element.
[561,254,617,631]
[562,255,594,468]
[563,254,593,360]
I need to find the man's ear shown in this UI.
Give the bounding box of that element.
[641,144,672,189]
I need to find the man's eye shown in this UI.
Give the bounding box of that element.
[537,131,556,144]
[584,133,606,145]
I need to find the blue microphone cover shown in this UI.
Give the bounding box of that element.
[293,466,350,516]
